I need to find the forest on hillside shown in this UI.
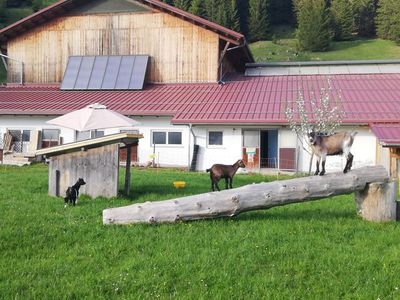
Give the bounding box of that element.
[1,0,400,52]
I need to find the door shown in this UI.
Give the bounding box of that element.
[260,130,278,168]
[242,130,260,169]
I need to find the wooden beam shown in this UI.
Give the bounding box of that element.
[124,144,132,196]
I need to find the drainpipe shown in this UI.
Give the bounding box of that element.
[187,124,198,171]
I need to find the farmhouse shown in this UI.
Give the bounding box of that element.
[0,0,399,177]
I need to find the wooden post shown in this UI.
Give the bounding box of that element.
[124,144,132,196]
[355,180,397,222]
[104,166,390,225]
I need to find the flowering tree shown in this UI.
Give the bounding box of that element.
[285,79,344,172]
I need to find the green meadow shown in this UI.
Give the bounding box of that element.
[1,164,399,299]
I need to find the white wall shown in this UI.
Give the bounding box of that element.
[126,116,190,167]
[192,126,243,170]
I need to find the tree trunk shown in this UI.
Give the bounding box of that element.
[355,180,397,222]
[103,166,389,225]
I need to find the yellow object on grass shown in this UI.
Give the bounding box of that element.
[173,181,186,188]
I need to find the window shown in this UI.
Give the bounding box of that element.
[208,131,223,146]
[168,132,182,145]
[8,129,31,153]
[152,131,182,145]
[42,129,60,148]
[120,129,139,134]
[243,130,259,147]
[42,129,60,141]
[76,130,104,141]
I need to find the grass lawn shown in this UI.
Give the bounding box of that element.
[250,26,400,62]
[1,164,400,299]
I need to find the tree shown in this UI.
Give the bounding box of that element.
[285,79,344,173]
[375,0,400,43]
[295,0,333,51]
[190,0,206,18]
[237,0,249,37]
[173,0,191,11]
[32,0,44,12]
[0,0,6,29]
[331,0,354,40]
[269,0,295,25]
[352,0,377,37]
[248,0,269,42]
[225,0,240,31]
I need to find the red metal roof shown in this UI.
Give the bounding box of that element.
[1,74,400,125]
[370,123,400,146]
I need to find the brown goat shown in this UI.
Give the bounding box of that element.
[309,131,357,176]
[206,159,246,191]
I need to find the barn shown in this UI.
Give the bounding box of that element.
[0,0,400,179]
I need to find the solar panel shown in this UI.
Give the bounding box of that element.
[74,56,95,89]
[130,56,149,89]
[88,56,108,89]
[115,56,135,89]
[61,56,82,90]
[61,55,149,90]
[102,56,122,89]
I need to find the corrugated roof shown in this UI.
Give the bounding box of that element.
[1,73,400,124]
[370,124,400,147]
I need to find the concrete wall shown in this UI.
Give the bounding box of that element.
[49,144,119,198]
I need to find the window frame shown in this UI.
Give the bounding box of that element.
[151,130,183,147]
[207,130,224,148]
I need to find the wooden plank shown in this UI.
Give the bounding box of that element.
[124,144,132,195]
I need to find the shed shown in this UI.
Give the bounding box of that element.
[36,133,143,198]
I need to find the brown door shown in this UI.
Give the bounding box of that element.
[119,143,138,165]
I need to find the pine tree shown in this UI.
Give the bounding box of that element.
[32,0,44,12]
[173,0,191,11]
[296,0,333,51]
[0,0,6,29]
[204,0,218,22]
[226,0,240,31]
[248,0,269,42]
[190,0,206,18]
[331,0,354,40]
[237,0,249,37]
[376,0,400,43]
[352,0,377,37]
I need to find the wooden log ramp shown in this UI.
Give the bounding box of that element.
[103,166,396,225]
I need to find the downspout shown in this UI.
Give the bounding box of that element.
[187,124,199,171]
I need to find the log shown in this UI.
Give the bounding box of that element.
[355,180,397,222]
[103,166,389,225]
